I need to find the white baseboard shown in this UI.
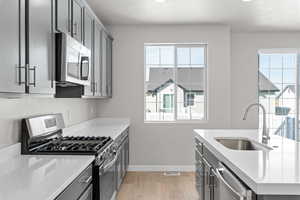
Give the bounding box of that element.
[128,165,195,172]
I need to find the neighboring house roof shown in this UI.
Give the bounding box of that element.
[146,67,280,93]
[259,73,280,93]
[275,85,295,100]
[146,67,205,93]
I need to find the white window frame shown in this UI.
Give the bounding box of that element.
[258,48,300,141]
[144,43,208,123]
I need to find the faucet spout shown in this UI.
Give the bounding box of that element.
[243,103,270,144]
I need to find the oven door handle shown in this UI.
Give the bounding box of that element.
[100,151,120,174]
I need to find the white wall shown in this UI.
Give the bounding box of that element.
[97,25,231,167]
[230,32,300,129]
[0,98,97,146]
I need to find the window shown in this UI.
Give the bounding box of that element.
[163,94,174,112]
[258,50,298,140]
[144,44,207,122]
[185,92,195,107]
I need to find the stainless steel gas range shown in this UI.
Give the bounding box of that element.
[21,114,118,200]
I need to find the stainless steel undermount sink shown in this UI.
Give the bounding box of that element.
[215,137,272,151]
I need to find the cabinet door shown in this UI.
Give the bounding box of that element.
[93,22,102,96]
[83,8,94,96]
[0,0,26,94]
[195,148,205,200]
[106,36,113,97]
[27,0,55,95]
[56,0,70,34]
[72,0,82,42]
[125,136,129,171]
[116,150,122,190]
[78,184,93,200]
[121,141,126,178]
[101,31,108,97]
[203,158,212,200]
[100,31,113,98]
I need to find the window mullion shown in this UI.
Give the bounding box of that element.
[296,52,300,141]
[174,46,178,121]
[189,48,192,120]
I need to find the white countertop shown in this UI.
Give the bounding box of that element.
[0,118,130,200]
[63,118,130,140]
[194,129,300,195]
[0,143,95,200]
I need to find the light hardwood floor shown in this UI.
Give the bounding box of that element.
[116,172,199,200]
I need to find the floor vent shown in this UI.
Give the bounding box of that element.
[163,171,181,176]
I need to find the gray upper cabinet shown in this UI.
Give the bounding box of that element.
[0,0,26,94]
[83,8,93,50]
[71,0,83,43]
[101,31,113,98]
[0,0,112,98]
[83,8,94,97]
[56,0,71,34]
[27,0,55,95]
[106,36,113,97]
[56,0,83,43]
[93,22,102,97]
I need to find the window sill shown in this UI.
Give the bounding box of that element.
[144,120,209,125]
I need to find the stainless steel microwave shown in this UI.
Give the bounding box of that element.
[55,33,91,86]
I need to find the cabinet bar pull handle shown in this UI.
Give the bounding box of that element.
[68,19,72,33]
[18,65,26,85]
[28,66,37,87]
[73,22,78,36]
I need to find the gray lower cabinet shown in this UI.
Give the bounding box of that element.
[195,137,300,200]
[78,184,93,200]
[27,0,55,95]
[124,135,129,171]
[56,0,70,34]
[116,130,130,191]
[56,164,93,200]
[0,0,26,94]
[195,140,204,200]
[195,137,254,200]
[71,0,83,43]
[203,158,212,200]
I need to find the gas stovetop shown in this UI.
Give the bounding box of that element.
[29,136,112,155]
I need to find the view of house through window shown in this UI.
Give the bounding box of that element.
[258,50,298,141]
[144,44,207,121]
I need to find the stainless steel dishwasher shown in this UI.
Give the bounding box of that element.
[212,163,253,200]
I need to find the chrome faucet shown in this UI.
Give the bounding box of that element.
[243,103,270,144]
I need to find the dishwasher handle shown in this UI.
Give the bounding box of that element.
[214,163,250,200]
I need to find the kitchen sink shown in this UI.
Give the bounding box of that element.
[215,137,272,151]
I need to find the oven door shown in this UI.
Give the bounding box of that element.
[99,152,118,200]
